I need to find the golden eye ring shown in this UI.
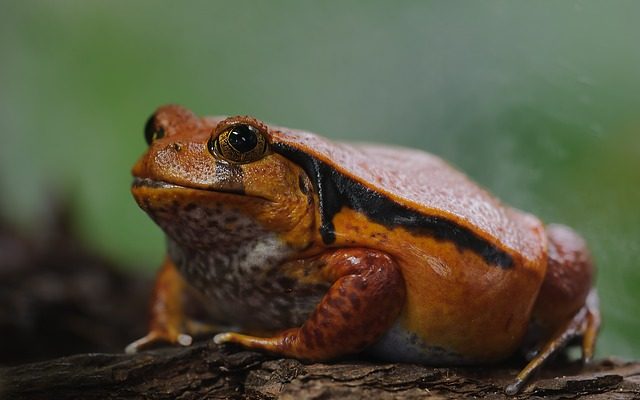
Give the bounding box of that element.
[208,123,269,163]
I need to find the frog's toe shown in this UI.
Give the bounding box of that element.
[213,332,236,345]
[212,332,278,351]
[125,331,193,354]
[177,333,194,346]
[125,334,156,354]
[580,289,600,363]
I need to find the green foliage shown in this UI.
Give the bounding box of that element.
[1,1,638,358]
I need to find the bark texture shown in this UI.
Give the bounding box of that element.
[2,342,640,399]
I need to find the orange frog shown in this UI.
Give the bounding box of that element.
[127,105,599,394]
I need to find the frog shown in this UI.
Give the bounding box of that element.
[126,105,599,394]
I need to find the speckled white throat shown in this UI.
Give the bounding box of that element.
[147,197,328,332]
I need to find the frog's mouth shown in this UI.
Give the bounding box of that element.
[131,177,271,202]
[132,177,185,190]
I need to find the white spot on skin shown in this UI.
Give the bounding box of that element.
[245,236,284,268]
[347,256,359,266]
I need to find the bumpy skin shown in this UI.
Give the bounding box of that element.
[214,249,406,360]
[127,105,599,394]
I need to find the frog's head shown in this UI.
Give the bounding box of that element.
[132,105,316,250]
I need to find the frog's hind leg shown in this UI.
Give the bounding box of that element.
[580,290,601,362]
[506,224,600,395]
[214,248,406,361]
[506,289,600,395]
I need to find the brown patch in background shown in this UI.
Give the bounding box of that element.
[0,204,151,365]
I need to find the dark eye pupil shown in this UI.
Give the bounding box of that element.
[228,124,258,153]
[144,114,164,145]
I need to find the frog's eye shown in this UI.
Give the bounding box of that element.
[144,114,165,145]
[209,123,268,163]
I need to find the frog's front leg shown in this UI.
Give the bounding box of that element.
[125,257,194,353]
[214,248,406,360]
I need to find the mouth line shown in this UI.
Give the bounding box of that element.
[131,177,272,202]
[132,177,181,189]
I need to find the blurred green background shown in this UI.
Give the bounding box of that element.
[1,1,638,358]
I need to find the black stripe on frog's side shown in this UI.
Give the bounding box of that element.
[272,142,514,268]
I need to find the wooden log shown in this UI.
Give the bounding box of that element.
[2,342,640,399]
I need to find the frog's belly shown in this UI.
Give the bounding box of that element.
[169,238,329,332]
[367,321,471,365]
[202,279,328,332]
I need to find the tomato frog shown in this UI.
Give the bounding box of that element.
[127,105,599,394]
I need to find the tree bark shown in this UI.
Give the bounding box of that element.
[2,342,640,399]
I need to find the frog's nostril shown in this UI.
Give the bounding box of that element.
[171,142,183,152]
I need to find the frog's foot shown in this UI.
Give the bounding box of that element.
[127,257,205,354]
[505,289,600,395]
[125,329,193,354]
[215,248,405,361]
[126,319,223,353]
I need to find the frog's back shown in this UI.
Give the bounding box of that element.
[269,127,545,265]
[269,126,548,363]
